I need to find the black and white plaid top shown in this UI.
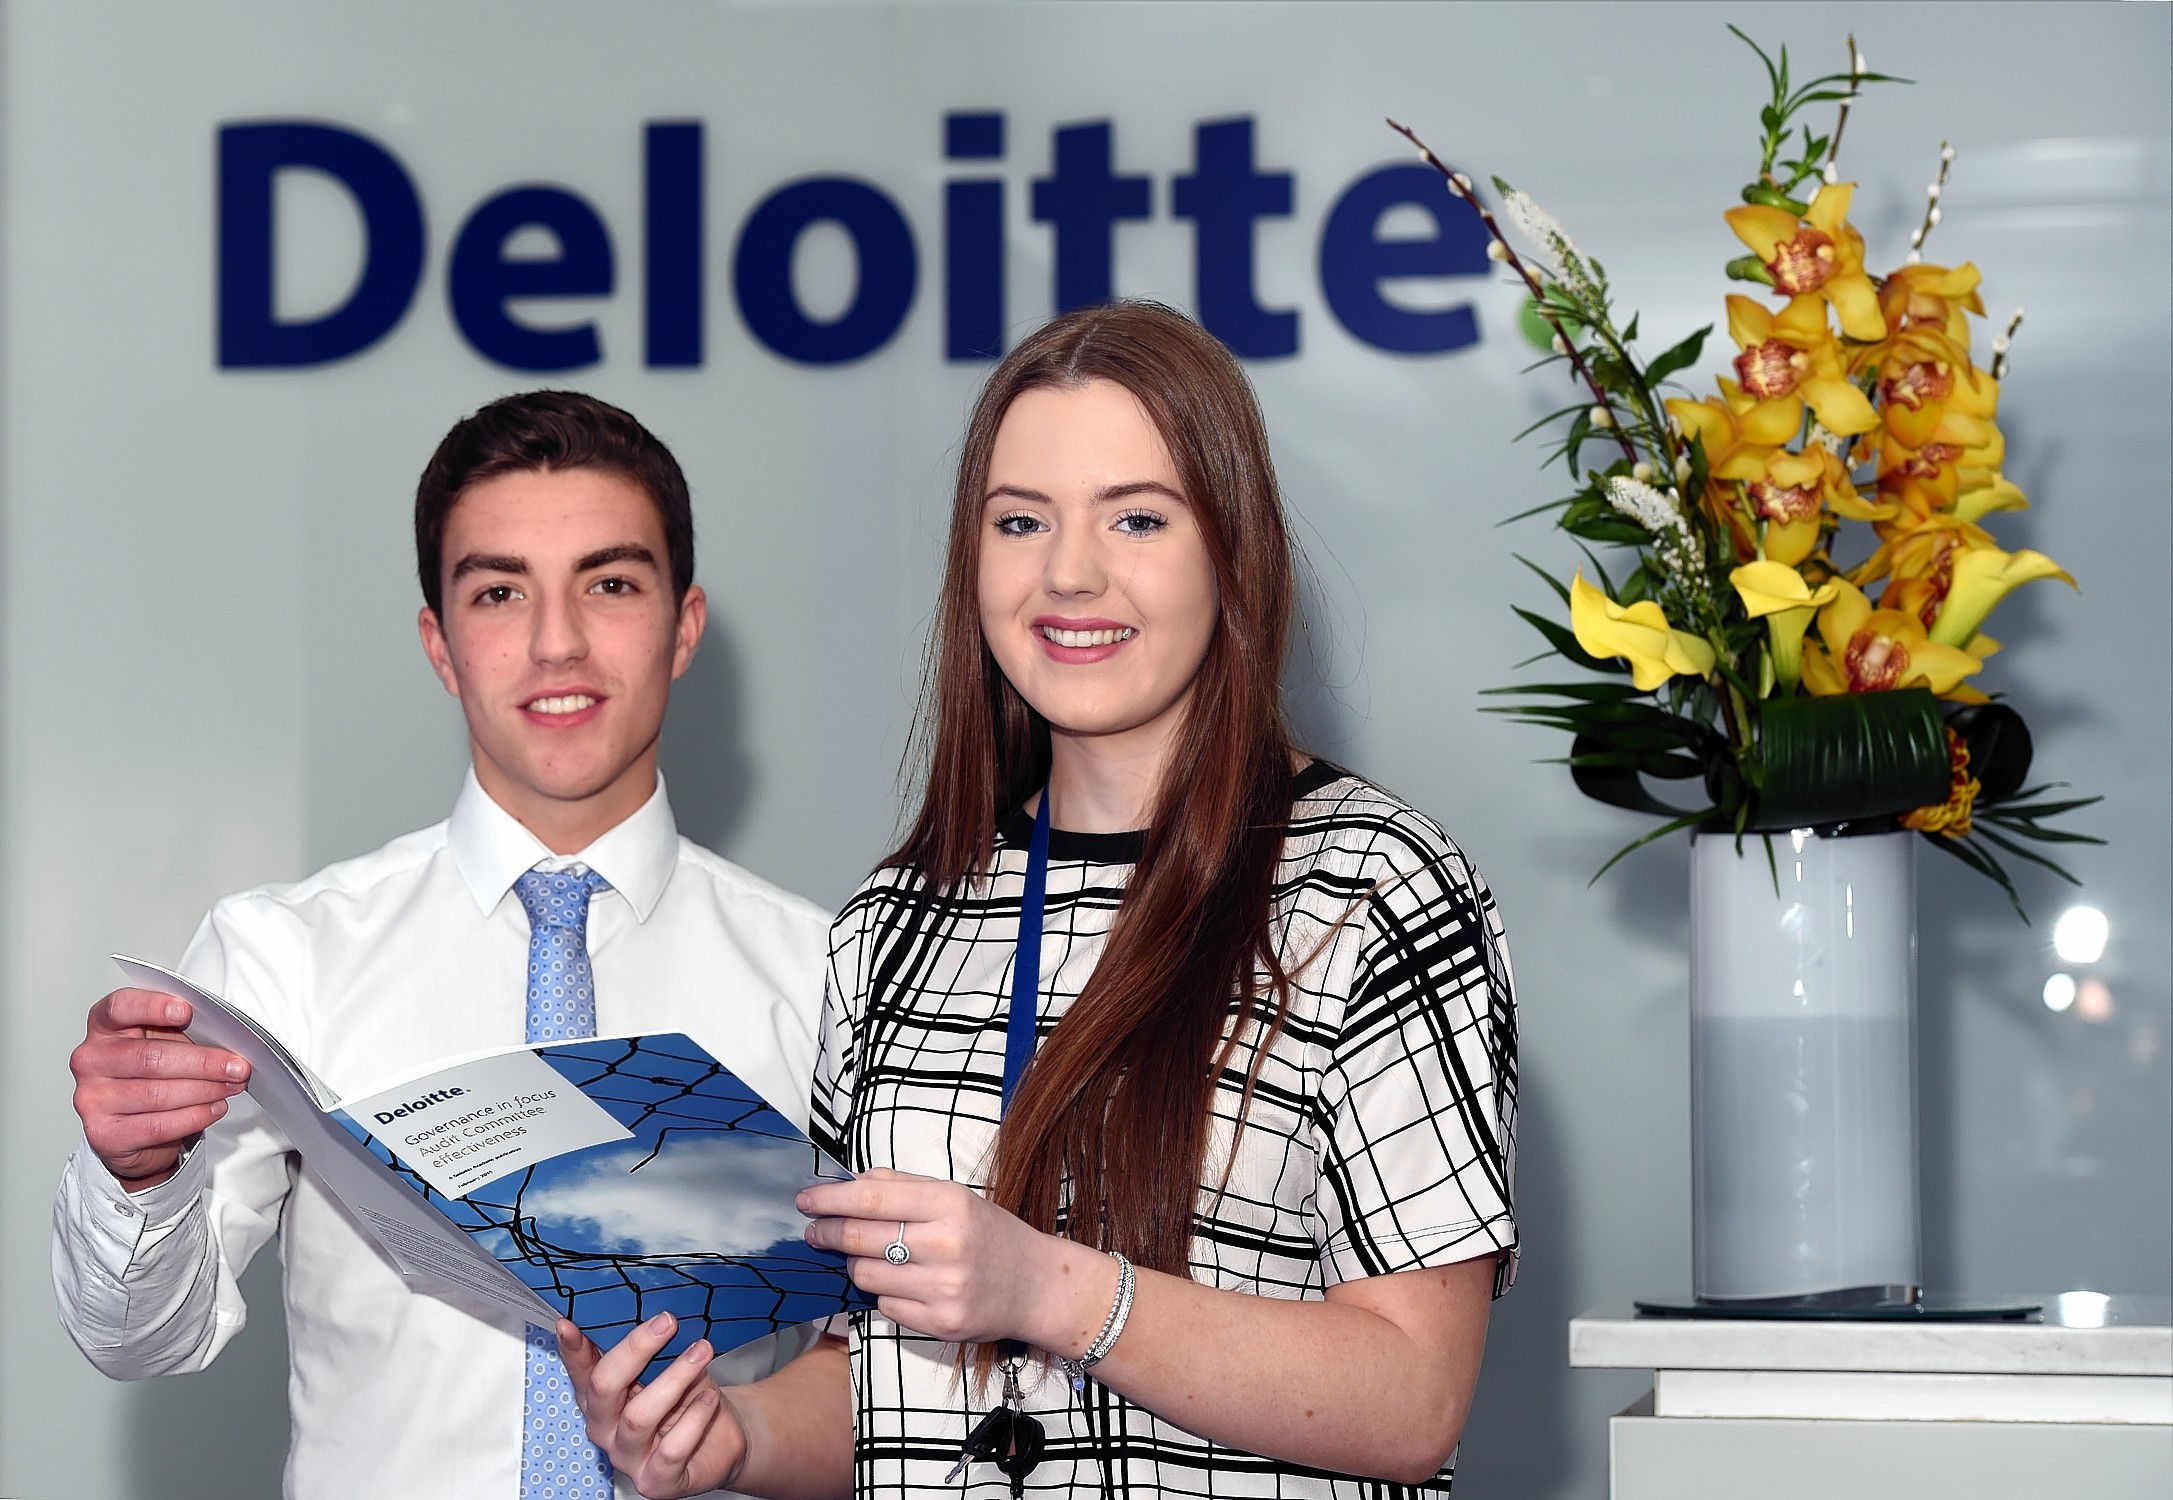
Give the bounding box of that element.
[810,762,1518,1498]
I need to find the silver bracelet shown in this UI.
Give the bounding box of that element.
[1056,1250,1135,1392]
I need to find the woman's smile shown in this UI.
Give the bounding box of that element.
[1034,615,1139,662]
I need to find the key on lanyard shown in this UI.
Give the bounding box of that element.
[947,795,1054,1488]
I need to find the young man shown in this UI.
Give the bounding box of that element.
[52,391,827,1499]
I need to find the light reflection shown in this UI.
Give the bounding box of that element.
[2055,1290,2110,1328]
[2053,905,2110,965]
[2076,977,2115,1024]
[2043,973,2077,1012]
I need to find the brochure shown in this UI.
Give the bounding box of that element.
[113,956,871,1370]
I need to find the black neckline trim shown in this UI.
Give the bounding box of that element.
[994,759,1347,865]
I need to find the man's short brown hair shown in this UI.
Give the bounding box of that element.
[414,390,695,615]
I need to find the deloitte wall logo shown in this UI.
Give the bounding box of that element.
[217,115,1491,372]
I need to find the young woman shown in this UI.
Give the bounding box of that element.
[560,301,1518,1498]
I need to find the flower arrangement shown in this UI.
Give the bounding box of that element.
[1391,29,2098,912]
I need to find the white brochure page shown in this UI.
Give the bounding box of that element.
[343,1048,633,1198]
[110,956,552,1325]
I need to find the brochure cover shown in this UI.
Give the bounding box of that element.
[114,956,872,1372]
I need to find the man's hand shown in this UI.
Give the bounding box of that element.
[70,989,249,1190]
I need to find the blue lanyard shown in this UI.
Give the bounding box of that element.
[994,793,1053,1366]
[1002,791,1052,1118]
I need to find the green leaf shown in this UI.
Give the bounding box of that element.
[1971,825,2085,885]
[1944,702,2033,805]
[1645,326,1713,386]
[1921,832,2028,921]
[1561,515,1651,547]
[1592,811,1714,883]
[1753,689,1951,830]
[1513,554,1572,604]
[1481,680,1647,702]
[1568,734,1712,820]
[1498,493,1585,527]
[1513,402,1589,443]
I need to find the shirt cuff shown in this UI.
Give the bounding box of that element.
[73,1133,209,1228]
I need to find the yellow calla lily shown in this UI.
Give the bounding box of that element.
[1929,546,2078,648]
[1731,561,1839,690]
[1803,577,1985,698]
[1731,561,1839,619]
[1569,573,1716,691]
[1954,470,2029,525]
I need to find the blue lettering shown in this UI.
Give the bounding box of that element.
[1171,118,1297,358]
[1318,163,1488,354]
[216,114,1491,371]
[733,178,917,365]
[1030,121,1152,314]
[448,186,615,371]
[944,111,1005,362]
[217,121,425,368]
[644,121,704,368]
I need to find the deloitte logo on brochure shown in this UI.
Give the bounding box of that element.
[216,114,1491,373]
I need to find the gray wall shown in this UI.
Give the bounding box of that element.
[3,3,2167,1496]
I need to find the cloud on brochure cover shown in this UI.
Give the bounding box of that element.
[524,1134,814,1258]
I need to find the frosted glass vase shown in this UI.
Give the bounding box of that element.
[1688,827,1922,1305]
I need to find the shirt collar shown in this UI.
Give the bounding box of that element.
[448,768,681,923]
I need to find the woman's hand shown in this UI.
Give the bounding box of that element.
[556,1314,746,1498]
[798,1168,1108,1351]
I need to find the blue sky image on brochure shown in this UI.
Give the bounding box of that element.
[338,1032,872,1370]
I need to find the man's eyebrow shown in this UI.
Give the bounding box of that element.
[575,543,661,572]
[982,481,1186,505]
[448,552,527,582]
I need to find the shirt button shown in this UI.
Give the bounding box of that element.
[113,1201,135,1216]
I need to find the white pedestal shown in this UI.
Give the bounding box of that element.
[1571,1296,2173,1500]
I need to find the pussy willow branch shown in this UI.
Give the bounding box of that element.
[1908,141,1954,259]
[1387,118,1640,467]
[1990,308,2024,380]
[1824,33,1864,173]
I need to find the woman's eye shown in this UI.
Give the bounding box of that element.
[993,513,1046,537]
[1113,510,1167,536]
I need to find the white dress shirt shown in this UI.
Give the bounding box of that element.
[51,771,831,1500]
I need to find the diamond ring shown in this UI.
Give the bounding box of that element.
[884,1223,911,1265]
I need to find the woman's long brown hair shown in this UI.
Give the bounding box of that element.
[887,301,1301,1290]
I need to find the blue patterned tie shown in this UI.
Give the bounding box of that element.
[514,867,615,1499]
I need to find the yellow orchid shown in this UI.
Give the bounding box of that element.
[1724,181,1886,341]
[1730,560,1839,690]
[1864,327,2002,456]
[1668,388,1785,562]
[1741,443,1880,565]
[1725,294,1879,436]
[1901,728,1981,838]
[1928,544,2078,648]
[1569,573,1716,691]
[1876,261,1985,350]
[1800,576,1985,698]
[1669,386,1794,482]
[1859,512,1991,595]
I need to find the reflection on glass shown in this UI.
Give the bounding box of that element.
[2053,905,2110,966]
[2077,977,2116,1024]
[2043,972,2078,1012]
[2055,1289,2111,1328]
